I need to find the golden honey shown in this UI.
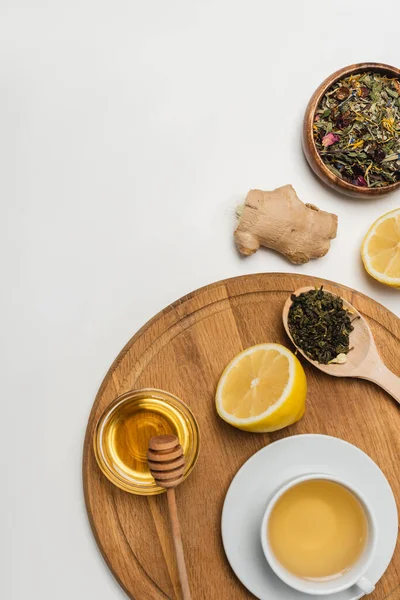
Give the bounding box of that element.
[94,389,199,495]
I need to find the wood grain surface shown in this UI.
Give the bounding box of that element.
[83,273,400,600]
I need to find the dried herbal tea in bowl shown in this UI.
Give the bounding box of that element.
[288,287,355,364]
[313,72,400,187]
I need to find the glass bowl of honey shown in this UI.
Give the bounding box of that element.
[94,388,200,495]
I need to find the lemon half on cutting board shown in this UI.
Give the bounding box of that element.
[216,344,307,432]
[362,208,400,287]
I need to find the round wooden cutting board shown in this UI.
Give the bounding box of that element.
[83,274,400,600]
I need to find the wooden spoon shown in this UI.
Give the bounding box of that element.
[282,286,400,404]
[148,435,192,600]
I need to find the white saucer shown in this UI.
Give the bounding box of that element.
[221,434,398,600]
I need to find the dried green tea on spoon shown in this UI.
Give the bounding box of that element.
[314,72,400,188]
[288,287,355,364]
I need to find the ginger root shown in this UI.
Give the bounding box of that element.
[234,185,338,264]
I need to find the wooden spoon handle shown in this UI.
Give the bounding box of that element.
[167,488,192,600]
[364,362,400,404]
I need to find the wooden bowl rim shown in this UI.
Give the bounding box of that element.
[304,62,400,196]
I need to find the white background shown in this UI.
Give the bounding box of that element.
[2,1,399,598]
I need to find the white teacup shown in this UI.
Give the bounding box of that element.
[260,473,377,595]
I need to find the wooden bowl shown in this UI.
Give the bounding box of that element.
[303,62,400,198]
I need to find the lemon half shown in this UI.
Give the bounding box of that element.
[361,208,400,287]
[215,344,307,432]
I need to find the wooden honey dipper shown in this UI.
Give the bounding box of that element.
[148,434,191,600]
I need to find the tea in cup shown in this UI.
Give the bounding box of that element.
[261,474,377,595]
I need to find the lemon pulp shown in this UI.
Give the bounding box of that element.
[362,209,400,286]
[216,344,307,433]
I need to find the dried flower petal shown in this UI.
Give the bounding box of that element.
[322,133,339,147]
[355,176,367,186]
[336,86,350,100]
[328,353,347,364]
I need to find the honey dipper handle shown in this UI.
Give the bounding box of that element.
[364,362,400,405]
[167,488,192,600]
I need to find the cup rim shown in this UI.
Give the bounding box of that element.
[260,473,377,595]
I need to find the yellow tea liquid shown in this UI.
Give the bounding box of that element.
[268,479,368,580]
